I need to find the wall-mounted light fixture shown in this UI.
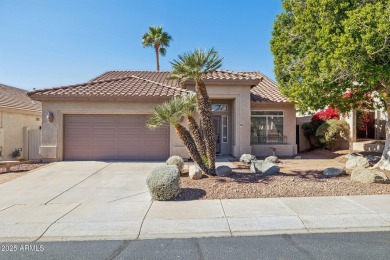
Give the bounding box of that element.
[47,112,54,123]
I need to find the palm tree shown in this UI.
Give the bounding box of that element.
[142,26,173,72]
[169,48,223,175]
[181,94,207,161]
[147,95,209,173]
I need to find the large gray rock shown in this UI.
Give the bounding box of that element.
[250,161,280,175]
[323,167,346,177]
[216,166,232,177]
[240,154,256,164]
[189,165,202,180]
[351,167,390,184]
[265,156,279,163]
[344,153,363,160]
[346,156,369,170]
[366,155,380,165]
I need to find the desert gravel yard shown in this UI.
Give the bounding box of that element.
[176,150,390,200]
[0,162,49,184]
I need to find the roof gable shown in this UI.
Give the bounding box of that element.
[0,83,41,112]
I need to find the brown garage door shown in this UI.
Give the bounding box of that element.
[63,114,169,161]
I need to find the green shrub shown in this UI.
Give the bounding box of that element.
[315,120,350,149]
[166,155,184,172]
[146,165,180,201]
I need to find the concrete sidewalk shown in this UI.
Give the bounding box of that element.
[1,195,390,242]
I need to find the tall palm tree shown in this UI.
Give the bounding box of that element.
[147,95,209,174]
[181,94,207,161]
[142,26,173,72]
[169,48,223,175]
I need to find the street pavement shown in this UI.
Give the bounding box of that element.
[0,162,390,242]
[1,232,389,260]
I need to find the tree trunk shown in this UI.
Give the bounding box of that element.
[174,124,209,174]
[195,80,216,175]
[187,115,207,159]
[374,112,390,170]
[154,45,160,72]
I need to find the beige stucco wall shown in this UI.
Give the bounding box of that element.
[250,102,297,157]
[0,109,41,160]
[184,84,252,157]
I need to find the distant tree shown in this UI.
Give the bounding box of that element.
[142,26,173,72]
[271,0,390,168]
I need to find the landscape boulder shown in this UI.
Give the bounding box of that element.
[344,153,363,160]
[351,167,390,184]
[265,156,279,163]
[366,155,380,165]
[216,165,233,177]
[323,167,346,177]
[240,154,256,164]
[250,161,280,175]
[189,165,202,180]
[346,156,369,170]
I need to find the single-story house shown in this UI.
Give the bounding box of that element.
[28,70,297,161]
[0,83,42,160]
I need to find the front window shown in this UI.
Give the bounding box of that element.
[251,111,285,144]
[212,104,228,111]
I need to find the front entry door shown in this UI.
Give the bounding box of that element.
[213,116,221,154]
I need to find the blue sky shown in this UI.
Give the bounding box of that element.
[0,0,282,90]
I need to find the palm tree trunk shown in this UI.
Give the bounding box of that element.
[174,124,209,174]
[187,115,207,159]
[195,80,216,175]
[154,45,160,72]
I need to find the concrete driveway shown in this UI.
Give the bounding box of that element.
[0,161,162,242]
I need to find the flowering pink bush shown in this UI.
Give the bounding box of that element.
[311,107,340,124]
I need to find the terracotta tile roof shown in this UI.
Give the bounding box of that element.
[28,75,190,100]
[203,70,261,81]
[249,72,289,103]
[91,70,261,83]
[0,83,41,112]
[28,70,288,103]
[90,71,181,88]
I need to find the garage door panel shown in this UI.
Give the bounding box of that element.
[66,127,91,135]
[64,150,93,161]
[147,128,169,135]
[92,140,116,148]
[65,140,90,147]
[144,140,169,147]
[117,140,144,148]
[64,114,169,161]
[117,127,142,135]
[91,127,117,134]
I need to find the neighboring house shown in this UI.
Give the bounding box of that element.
[0,84,42,160]
[28,70,297,161]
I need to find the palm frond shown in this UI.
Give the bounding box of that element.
[159,47,167,56]
[169,48,223,82]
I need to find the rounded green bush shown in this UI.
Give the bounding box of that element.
[146,165,180,201]
[166,155,184,172]
[315,120,350,149]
